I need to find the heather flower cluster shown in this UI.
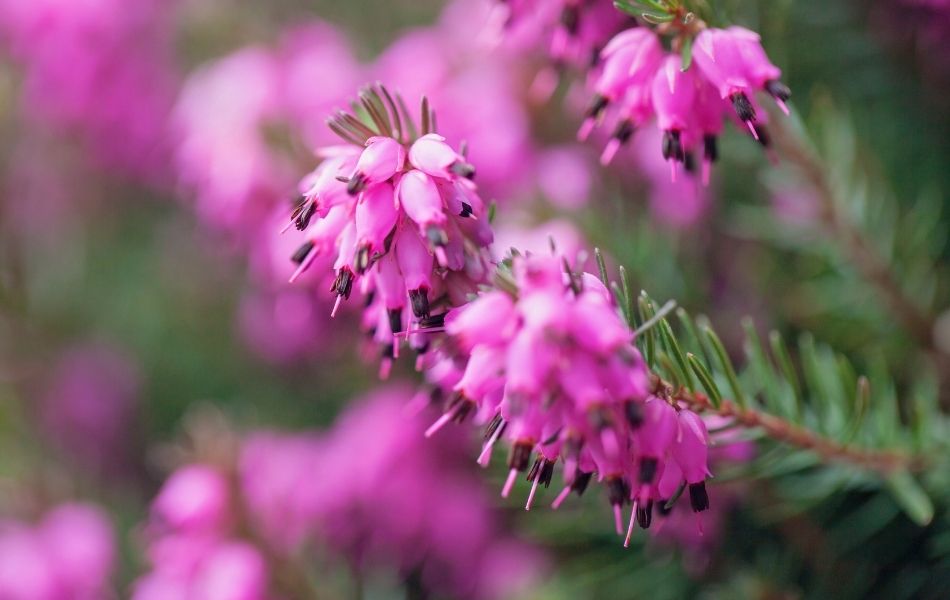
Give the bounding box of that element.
[132,465,272,599]
[0,0,178,181]
[289,85,494,371]
[133,387,542,599]
[582,22,792,181]
[0,504,116,600]
[485,0,630,72]
[422,253,714,542]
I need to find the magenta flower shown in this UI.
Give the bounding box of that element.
[150,464,232,535]
[39,341,141,477]
[172,22,360,236]
[693,26,790,121]
[0,0,178,182]
[648,414,755,571]
[484,0,629,70]
[133,463,274,600]
[289,85,494,369]
[577,22,791,183]
[240,386,545,599]
[0,503,116,600]
[421,253,663,532]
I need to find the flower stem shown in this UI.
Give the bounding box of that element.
[657,376,923,474]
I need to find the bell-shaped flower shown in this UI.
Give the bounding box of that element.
[348,136,405,194]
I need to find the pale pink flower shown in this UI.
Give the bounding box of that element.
[0,503,115,600]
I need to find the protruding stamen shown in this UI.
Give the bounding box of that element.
[501,468,519,498]
[379,358,392,380]
[551,486,572,510]
[450,161,476,180]
[346,172,368,196]
[624,500,639,548]
[637,500,654,529]
[525,472,541,511]
[508,442,533,472]
[408,288,430,319]
[746,120,759,140]
[572,471,593,496]
[331,295,344,318]
[478,418,506,467]
[765,80,791,114]
[289,244,319,283]
[424,404,460,438]
[577,118,596,142]
[600,139,622,166]
[613,503,624,536]
[638,457,659,484]
[625,401,644,428]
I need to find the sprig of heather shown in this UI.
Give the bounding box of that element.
[487,1,793,183]
[132,388,544,600]
[417,248,925,542]
[286,84,494,375]
[417,251,717,542]
[581,5,793,181]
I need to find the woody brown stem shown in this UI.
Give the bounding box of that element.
[661,378,923,474]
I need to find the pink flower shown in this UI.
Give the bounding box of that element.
[240,386,545,599]
[0,0,178,181]
[428,253,659,534]
[151,465,231,534]
[289,85,494,369]
[134,463,274,600]
[39,504,116,598]
[39,341,141,476]
[190,543,268,600]
[651,55,697,180]
[348,137,407,194]
[172,21,359,236]
[577,22,790,183]
[693,26,790,123]
[0,503,116,600]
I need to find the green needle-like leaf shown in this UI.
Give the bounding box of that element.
[703,326,747,408]
[885,470,934,526]
[687,353,722,408]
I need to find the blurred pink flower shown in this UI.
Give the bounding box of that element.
[647,415,754,571]
[583,24,790,175]
[370,25,534,201]
[0,0,178,182]
[0,503,115,600]
[634,128,710,228]
[240,385,545,599]
[492,218,587,262]
[172,22,360,237]
[134,463,273,600]
[770,182,822,226]
[39,341,141,476]
[534,147,595,210]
